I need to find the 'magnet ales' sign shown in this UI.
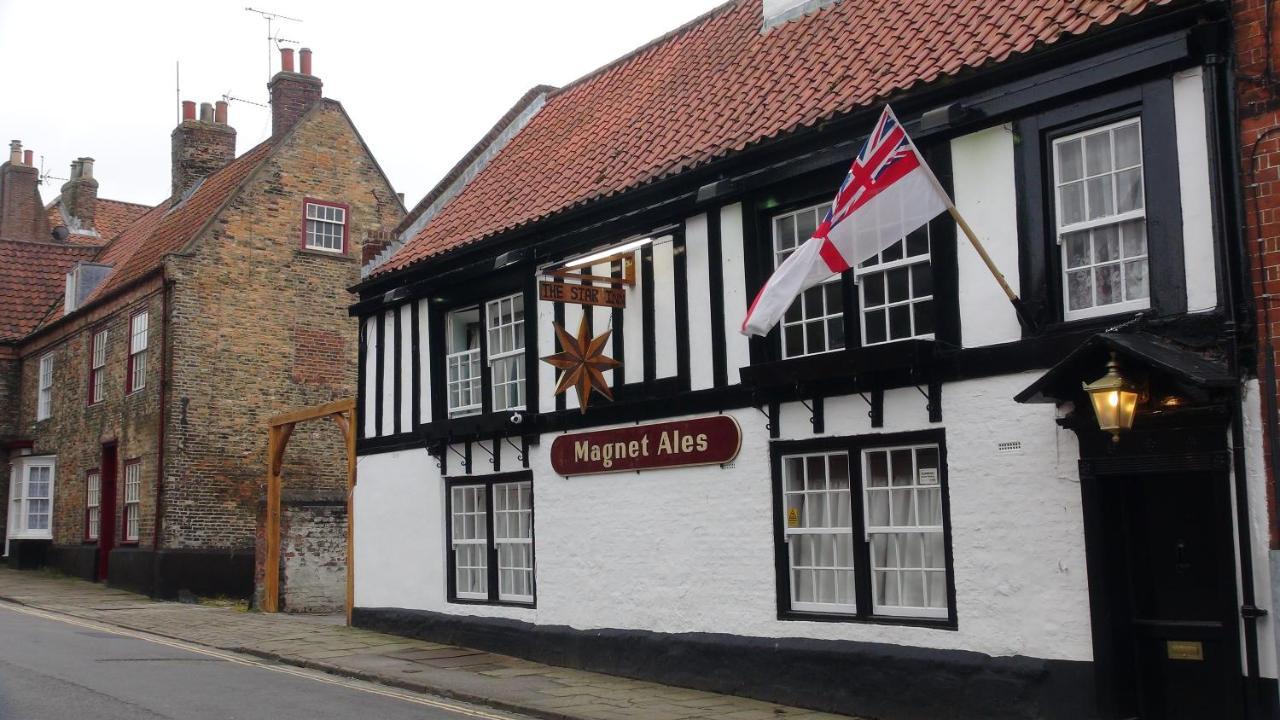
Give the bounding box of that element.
[550,416,741,476]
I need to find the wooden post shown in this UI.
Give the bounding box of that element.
[263,426,281,613]
[262,399,355,618]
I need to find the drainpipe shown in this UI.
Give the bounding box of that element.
[1209,48,1266,710]
[151,277,172,551]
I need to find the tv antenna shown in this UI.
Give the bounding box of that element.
[245,7,303,86]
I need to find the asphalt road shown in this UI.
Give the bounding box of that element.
[0,603,527,720]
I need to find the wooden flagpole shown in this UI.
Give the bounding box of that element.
[946,203,1037,333]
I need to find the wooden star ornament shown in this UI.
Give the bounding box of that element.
[541,316,622,413]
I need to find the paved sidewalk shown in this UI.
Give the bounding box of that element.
[0,568,854,720]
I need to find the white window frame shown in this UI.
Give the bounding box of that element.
[90,328,107,404]
[445,306,482,418]
[6,456,56,544]
[773,202,843,359]
[493,481,534,603]
[85,469,101,541]
[780,451,857,615]
[1053,117,1149,321]
[37,353,53,421]
[304,201,347,253]
[854,226,934,346]
[128,311,148,393]
[450,484,489,600]
[123,460,141,542]
[862,444,948,619]
[486,294,525,413]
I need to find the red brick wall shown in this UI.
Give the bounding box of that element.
[1237,0,1280,547]
[162,99,401,555]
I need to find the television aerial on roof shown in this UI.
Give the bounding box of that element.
[245,7,304,87]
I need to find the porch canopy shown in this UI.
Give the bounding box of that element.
[1014,331,1235,406]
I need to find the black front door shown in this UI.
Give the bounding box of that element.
[1096,472,1243,719]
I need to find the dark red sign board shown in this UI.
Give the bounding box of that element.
[550,415,742,476]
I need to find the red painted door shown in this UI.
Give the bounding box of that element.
[97,444,117,581]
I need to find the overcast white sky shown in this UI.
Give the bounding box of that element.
[0,0,724,209]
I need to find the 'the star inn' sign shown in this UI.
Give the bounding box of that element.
[541,316,621,413]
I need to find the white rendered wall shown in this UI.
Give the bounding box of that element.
[685,213,715,390]
[399,305,413,432]
[380,309,396,435]
[1238,380,1278,679]
[355,372,1097,661]
[362,319,377,438]
[417,299,431,425]
[952,126,1022,348]
[1173,66,1219,313]
[721,203,752,380]
[592,262,616,388]
[652,237,678,378]
[622,250,646,385]
[537,288,557,414]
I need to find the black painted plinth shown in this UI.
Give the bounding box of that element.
[353,607,1097,720]
[107,547,253,599]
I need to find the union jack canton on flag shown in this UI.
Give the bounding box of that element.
[741,105,952,337]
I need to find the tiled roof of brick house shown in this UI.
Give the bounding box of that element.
[377,0,1174,276]
[84,140,275,303]
[0,240,98,341]
[45,196,154,245]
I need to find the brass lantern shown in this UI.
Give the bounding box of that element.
[1083,352,1141,442]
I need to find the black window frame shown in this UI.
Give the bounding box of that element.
[743,145,960,368]
[1014,78,1186,333]
[443,470,537,607]
[427,266,538,434]
[770,428,958,629]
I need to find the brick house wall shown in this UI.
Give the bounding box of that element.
[159,101,399,599]
[1236,0,1280,547]
[0,354,16,541]
[15,284,164,548]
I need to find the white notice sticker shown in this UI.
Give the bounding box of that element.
[918,467,939,486]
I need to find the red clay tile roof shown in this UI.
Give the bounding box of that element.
[379,0,1174,276]
[0,240,98,341]
[45,197,153,245]
[85,140,275,303]
[93,198,153,241]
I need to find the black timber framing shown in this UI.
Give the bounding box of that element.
[706,209,728,387]
[410,300,422,429]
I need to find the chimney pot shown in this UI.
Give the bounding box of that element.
[215,100,228,125]
[199,102,214,123]
[172,98,236,200]
[79,157,94,179]
[269,47,322,137]
[182,100,196,121]
[23,150,33,166]
[281,48,295,73]
[9,140,21,165]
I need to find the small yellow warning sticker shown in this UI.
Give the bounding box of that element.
[787,507,800,528]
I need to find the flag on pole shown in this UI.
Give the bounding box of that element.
[741,105,951,337]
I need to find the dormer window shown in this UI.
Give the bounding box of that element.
[304,199,348,253]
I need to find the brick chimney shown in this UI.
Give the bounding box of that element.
[0,140,50,241]
[60,157,98,230]
[171,98,236,201]
[269,47,322,137]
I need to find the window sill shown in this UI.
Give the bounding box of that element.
[447,597,536,609]
[778,608,957,630]
[295,248,356,262]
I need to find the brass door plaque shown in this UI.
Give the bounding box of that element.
[1167,640,1204,661]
